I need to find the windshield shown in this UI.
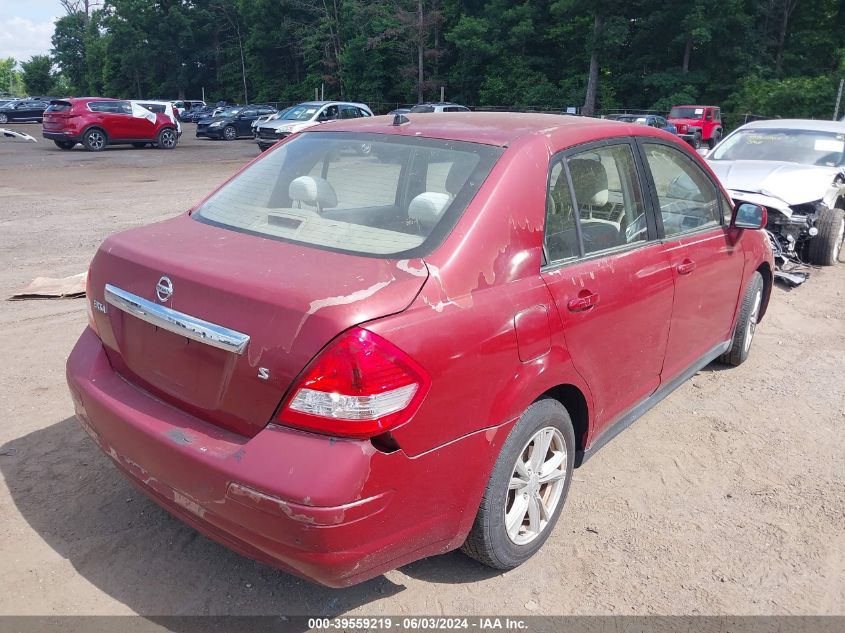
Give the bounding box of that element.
[710,128,845,167]
[215,107,241,118]
[281,105,321,121]
[194,132,503,258]
[669,107,702,119]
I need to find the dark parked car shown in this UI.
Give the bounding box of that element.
[69,113,773,587]
[180,106,214,123]
[42,98,179,151]
[616,114,678,135]
[0,98,50,123]
[197,105,276,140]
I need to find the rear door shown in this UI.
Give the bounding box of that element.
[541,140,674,436]
[637,140,744,381]
[88,101,128,138]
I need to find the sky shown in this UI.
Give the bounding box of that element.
[0,0,62,64]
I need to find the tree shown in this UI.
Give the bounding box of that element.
[21,55,54,95]
[52,13,88,94]
[0,58,19,96]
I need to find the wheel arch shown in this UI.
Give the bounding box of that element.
[82,125,108,140]
[538,384,589,465]
[756,261,773,321]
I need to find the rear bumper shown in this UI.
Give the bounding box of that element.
[43,131,81,143]
[66,328,496,586]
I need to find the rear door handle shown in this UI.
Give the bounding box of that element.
[676,259,696,275]
[567,292,600,312]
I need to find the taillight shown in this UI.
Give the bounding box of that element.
[278,327,430,438]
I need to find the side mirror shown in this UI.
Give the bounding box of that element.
[732,202,767,230]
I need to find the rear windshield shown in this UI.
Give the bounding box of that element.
[46,101,72,112]
[410,105,435,113]
[193,131,503,258]
[669,107,703,119]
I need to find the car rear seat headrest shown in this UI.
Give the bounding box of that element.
[409,192,452,229]
[289,175,338,210]
[568,158,609,207]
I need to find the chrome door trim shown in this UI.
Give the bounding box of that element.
[104,284,250,354]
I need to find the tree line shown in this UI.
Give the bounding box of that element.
[6,0,845,120]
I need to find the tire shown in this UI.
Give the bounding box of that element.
[461,398,575,570]
[258,144,269,153]
[0,113,7,124]
[132,142,147,148]
[53,140,75,150]
[691,131,702,149]
[82,128,107,152]
[808,207,845,266]
[719,271,763,367]
[222,125,237,141]
[707,130,721,149]
[156,127,178,149]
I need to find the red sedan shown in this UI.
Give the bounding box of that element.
[66,113,773,586]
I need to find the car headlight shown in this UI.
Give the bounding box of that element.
[209,120,225,128]
[278,126,292,134]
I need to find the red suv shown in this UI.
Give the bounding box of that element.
[42,98,179,151]
[67,114,773,586]
[668,105,723,149]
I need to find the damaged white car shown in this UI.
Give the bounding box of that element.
[707,119,845,267]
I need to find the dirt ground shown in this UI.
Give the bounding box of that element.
[0,123,843,618]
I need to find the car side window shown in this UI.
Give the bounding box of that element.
[340,105,360,119]
[88,101,110,113]
[567,144,649,254]
[118,101,132,115]
[642,143,721,237]
[544,161,579,262]
[358,108,372,117]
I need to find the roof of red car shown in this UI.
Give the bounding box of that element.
[58,97,120,102]
[315,112,632,147]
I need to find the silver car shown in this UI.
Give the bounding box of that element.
[706,119,845,266]
[409,102,470,113]
[255,101,373,152]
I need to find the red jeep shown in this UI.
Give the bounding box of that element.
[668,105,723,150]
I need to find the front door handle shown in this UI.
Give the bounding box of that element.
[676,259,696,275]
[567,291,600,312]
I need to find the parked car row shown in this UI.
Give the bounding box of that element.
[604,105,723,150]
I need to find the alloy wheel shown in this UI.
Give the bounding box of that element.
[744,287,763,354]
[835,218,845,263]
[505,426,567,545]
[224,126,236,140]
[160,129,176,148]
[0,113,7,123]
[87,130,105,150]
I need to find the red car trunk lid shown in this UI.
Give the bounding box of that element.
[88,214,428,437]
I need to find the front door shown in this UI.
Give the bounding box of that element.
[638,141,744,381]
[236,109,258,136]
[541,141,674,436]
